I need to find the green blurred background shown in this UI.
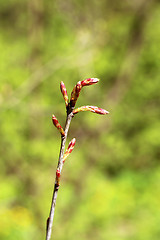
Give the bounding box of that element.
[0,0,160,239]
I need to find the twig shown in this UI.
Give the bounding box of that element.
[46,112,73,240]
[45,78,109,240]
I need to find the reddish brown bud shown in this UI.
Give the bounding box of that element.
[63,138,76,163]
[81,78,99,87]
[56,169,61,178]
[68,138,76,149]
[60,81,69,107]
[56,169,61,185]
[73,106,109,115]
[52,115,65,136]
[70,81,82,108]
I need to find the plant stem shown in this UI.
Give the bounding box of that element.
[46,111,73,240]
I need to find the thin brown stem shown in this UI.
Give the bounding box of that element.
[46,111,73,240]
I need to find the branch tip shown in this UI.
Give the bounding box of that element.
[47,78,109,240]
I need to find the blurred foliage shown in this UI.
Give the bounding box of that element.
[0,0,160,239]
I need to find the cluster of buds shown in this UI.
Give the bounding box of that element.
[59,78,100,110]
[52,77,109,180]
[69,78,99,109]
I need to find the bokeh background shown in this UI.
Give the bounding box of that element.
[0,0,160,239]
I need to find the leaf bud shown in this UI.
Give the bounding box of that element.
[52,115,65,136]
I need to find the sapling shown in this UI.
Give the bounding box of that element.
[46,78,109,240]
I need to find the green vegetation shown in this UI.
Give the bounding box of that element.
[0,0,160,239]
